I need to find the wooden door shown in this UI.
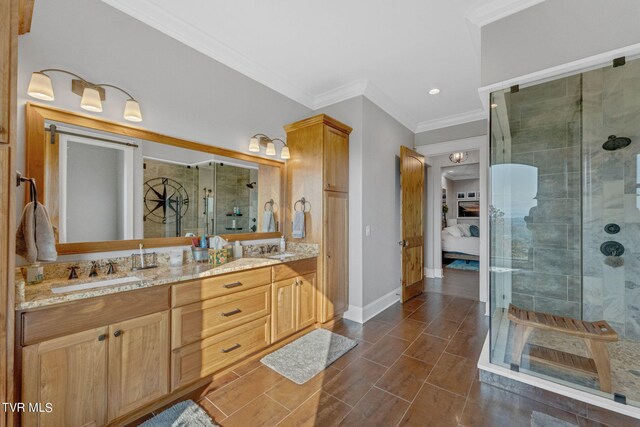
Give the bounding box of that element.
[108,311,169,421]
[272,278,297,342]
[323,191,349,321]
[297,273,317,330]
[400,146,425,302]
[323,126,349,193]
[22,327,108,427]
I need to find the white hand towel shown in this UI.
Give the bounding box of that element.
[16,202,57,263]
[262,211,275,232]
[292,211,305,239]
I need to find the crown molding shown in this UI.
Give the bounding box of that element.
[363,81,417,132]
[101,0,316,108]
[312,79,368,110]
[415,109,486,134]
[466,0,546,27]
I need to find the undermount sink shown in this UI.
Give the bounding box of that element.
[51,276,142,294]
[267,252,297,260]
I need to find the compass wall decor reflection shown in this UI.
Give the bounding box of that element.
[143,177,190,227]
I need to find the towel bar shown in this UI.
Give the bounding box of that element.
[294,197,311,212]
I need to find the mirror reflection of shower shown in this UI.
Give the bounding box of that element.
[202,188,214,234]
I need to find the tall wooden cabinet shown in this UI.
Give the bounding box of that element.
[284,115,351,323]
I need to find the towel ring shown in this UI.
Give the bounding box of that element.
[294,197,311,213]
[264,199,276,212]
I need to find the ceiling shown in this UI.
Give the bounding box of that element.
[102,0,544,132]
[442,163,480,181]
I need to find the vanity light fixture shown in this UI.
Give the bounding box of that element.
[27,68,143,122]
[449,152,468,164]
[248,134,290,159]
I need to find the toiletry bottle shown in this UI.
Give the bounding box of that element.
[200,235,207,248]
[280,236,286,253]
[234,240,243,258]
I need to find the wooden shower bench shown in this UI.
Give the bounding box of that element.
[508,304,618,393]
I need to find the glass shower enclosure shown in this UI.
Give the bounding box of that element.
[489,56,640,407]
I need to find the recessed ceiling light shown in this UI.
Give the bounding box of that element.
[490,103,498,108]
[428,88,440,95]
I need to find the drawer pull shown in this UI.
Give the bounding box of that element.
[221,343,241,353]
[221,308,242,317]
[113,330,122,337]
[223,281,243,289]
[98,334,107,341]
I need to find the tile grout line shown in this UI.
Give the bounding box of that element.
[204,396,230,419]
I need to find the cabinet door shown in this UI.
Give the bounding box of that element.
[272,278,297,342]
[323,126,349,192]
[108,311,169,421]
[297,273,317,330]
[322,191,349,321]
[22,327,108,427]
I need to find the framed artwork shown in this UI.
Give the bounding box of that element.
[442,188,447,201]
[457,192,465,199]
[458,200,480,218]
[467,191,476,199]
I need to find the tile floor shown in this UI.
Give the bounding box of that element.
[170,289,635,427]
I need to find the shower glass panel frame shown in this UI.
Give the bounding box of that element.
[489,57,640,408]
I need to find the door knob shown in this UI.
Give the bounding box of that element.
[113,330,122,337]
[398,240,407,247]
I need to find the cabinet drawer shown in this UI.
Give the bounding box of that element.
[172,285,270,349]
[171,316,270,390]
[172,267,271,307]
[272,258,317,282]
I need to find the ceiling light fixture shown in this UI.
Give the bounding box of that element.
[428,88,440,95]
[248,133,290,160]
[449,152,468,164]
[27,69,143,122]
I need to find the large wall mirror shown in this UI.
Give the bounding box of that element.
[25,103,284,254]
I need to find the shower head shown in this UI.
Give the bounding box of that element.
[246,182,257,189]
[603,135,631,151]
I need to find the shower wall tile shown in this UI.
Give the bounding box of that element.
[537,173,580,199]
[512,271,567,299]
[583,276,603,321]
[511,123,568,154]
[533,146,581,176]
[528,223,568,249]
[567,276,581,303]
[530,199,580,224]
[512,293,534,311]
[534,296,580,319]
[625,280,640,340]
[602,180,624,209]
[533,248,580,277]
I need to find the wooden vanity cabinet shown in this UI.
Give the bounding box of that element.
[285,115,351,323]
[21,311,169,426]
[108,311,169,421]
[271,258,317,342]
[22,327,109,427]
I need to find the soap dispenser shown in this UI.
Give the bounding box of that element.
[279,236,286,253]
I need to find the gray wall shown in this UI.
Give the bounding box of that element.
[481,0,640,85]
[361,98,414,306]
[415,120,487,146]
[17,0,311,213]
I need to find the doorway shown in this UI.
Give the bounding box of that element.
[416,136,489,308]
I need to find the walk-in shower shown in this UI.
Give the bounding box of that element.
[489,56,640,408]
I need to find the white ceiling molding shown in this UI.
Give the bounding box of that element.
[466,0,546,27]
[101,0,316,108]
[312,79,368,110]
[363,81,417,132]
[415,109,486,134]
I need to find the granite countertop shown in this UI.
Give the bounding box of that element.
[16,250,318,311]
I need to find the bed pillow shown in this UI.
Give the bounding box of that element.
[443,225,462,238]
[470,225,480,237]
[457,223,472,237]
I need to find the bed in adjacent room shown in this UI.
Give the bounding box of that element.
[441,223,479,262]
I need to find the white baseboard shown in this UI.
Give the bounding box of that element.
[343,287,402,324]
[425,268,443,278]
